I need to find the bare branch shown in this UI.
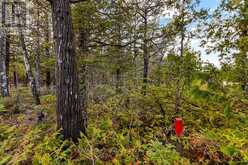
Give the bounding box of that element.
[70,0,87,4]
[46,0,87,4]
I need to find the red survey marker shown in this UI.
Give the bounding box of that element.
[175,118,184,137]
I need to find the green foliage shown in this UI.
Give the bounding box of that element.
[0,155,11,165]
[189,85,226,105]
[221,145,240,158]
[1,0,248,164]
[41,94,56,105]
[33,131,75,165]
[0,98,6,113]
[1,80,248,164]
[9,60,26,81]
[203,122,248,163]
[0,124,17,164]
[145,141,185,165]
[224,103,232,119]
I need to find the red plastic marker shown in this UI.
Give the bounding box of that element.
[175,118,184,137]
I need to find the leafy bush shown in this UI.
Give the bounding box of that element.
[145,140,189,165]
[33,131,75,165]
[203,126,248,163]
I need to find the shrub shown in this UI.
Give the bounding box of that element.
[145,140,189,165]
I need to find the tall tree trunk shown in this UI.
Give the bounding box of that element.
[51,0,86,141]
[133,33,139,86]
[35,39,41,95]
[35,10,41,95]
[0,30,9,97]
[6,34,10,91]
[45,13,51,88]
[19,29,40,105]
[115,21,122,93]
[79,28,88,129]
[174,0,185,114]
[142,12,149,95]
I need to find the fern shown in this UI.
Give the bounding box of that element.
[0,99,6,113]
[145,140,189,165]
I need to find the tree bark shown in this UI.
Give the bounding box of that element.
[45,12,51,88]
[19,29,40,105]
[6,34,10,91]
[34,39,41,95]
[79,28,88,129]
[51,0,86,141]
[115,21,123,93]
[0,30,9,97]
[142,12,149,95]
[0,0,8,96]
[34,10,41,95]
[13,70,18,88]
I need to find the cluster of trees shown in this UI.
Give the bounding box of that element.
[0,0,247,141]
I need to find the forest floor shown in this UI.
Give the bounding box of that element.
[0,86,248,164]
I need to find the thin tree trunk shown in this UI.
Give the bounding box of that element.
[6,34,10,92]
[51,0,86,141]
[13,52,18,88]
[142,12,149,95]
[115,50,122,93]
[34,10,41,95]
[35,39,41,95]
[0,30,9,97]
[174,0,185,114]
[133,32,139,86]
[45,71,51,88]
[45,12,51,88]
[79,28,88,128]
[116,67,121,92]
[13,70,18,88]
[19,29,40,105]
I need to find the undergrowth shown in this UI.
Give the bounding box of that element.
[0,85,248,164]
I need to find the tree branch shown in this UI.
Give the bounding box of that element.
[70,0,87,4]
[46,0,87,4]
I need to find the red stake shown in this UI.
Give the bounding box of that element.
[175,118,184,137]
